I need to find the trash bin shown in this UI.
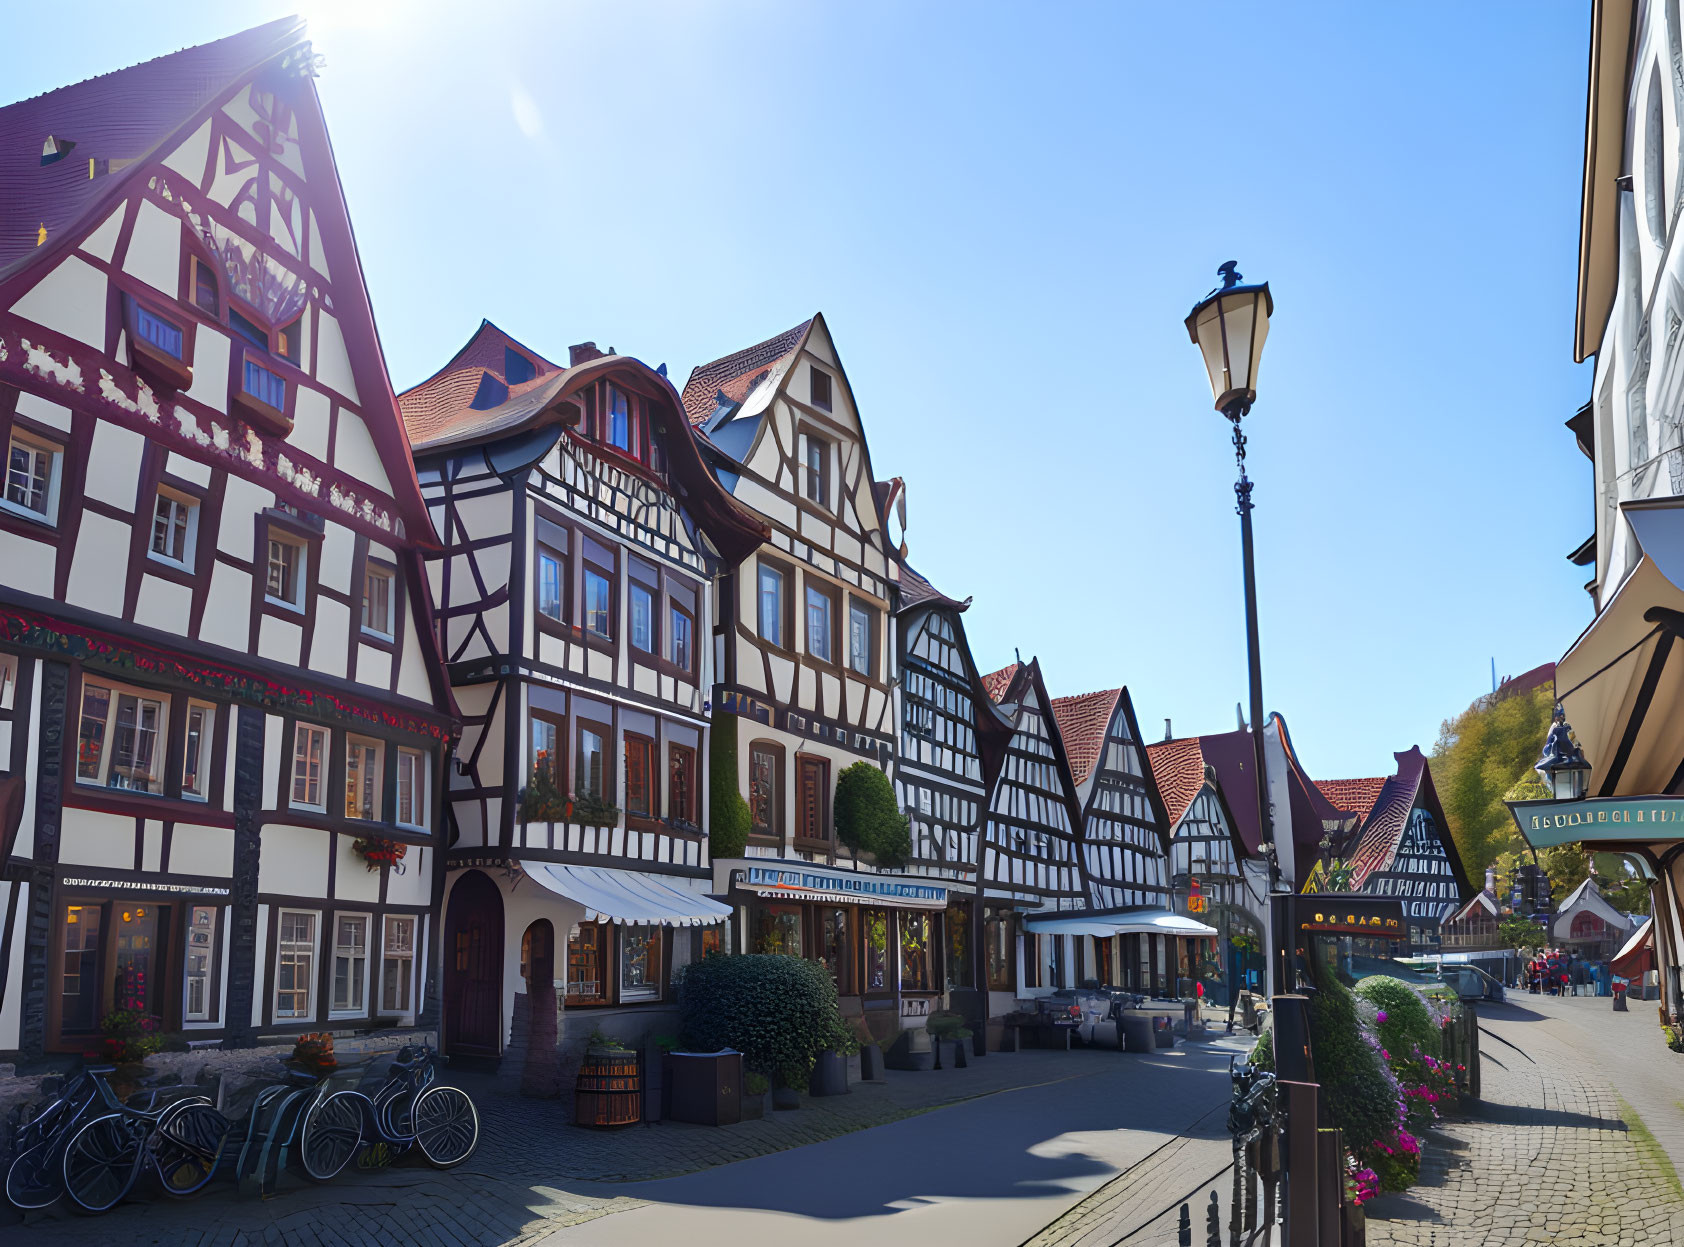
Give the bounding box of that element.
[663,1050,743,1126]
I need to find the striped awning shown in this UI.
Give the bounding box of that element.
[524,863,729,927]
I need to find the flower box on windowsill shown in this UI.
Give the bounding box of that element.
[351,836,409,874]
[123,294,194,392]
[573,794,620,828]
[231,350,294,436]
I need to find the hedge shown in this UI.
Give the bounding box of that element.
[677,954,855,1086]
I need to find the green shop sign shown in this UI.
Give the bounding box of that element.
[1508,795,1684,848]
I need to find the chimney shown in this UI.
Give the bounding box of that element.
[569,342,604,367]
[1164,718,1173,742]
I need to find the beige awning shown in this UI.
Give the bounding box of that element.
[1557,501,1684,797]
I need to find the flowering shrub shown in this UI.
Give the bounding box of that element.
[1345,1153,1380,1206]
[97,1008,162,1064]
[1369,1126,1422,1190]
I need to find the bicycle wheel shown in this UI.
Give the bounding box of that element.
[6,1139,62,1210]
[411,1085,478,1168]
[298,1092,363,1182]
[60,1114,145,1214]
[151,1102,230,1197]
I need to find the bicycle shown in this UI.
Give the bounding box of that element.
[7,1067,228,1213]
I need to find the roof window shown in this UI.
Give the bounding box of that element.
[505,348,536,385]
[469,373,509,410]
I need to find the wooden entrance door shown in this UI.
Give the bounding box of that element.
[443,871,504,1058]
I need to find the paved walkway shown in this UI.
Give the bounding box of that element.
[1366,995,1684,1247]
[7,1040,1239,1246]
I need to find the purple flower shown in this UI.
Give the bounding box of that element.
[1376,1010,1388,1024]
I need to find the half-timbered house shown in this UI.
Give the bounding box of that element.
[1146,735,1268,1003]
[891,563,1012,1027]
[977,660,1088,1013]
[0,20,457,1057]
[686,316,953,1029]
[401,327,763,1065]
[1316,748,1470,952]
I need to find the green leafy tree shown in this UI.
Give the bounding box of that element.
[834,761,911,869]
[1497,914,1545,951]
[1430,683,1556,889]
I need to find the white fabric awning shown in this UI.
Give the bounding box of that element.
[1024,909,1220,938]
[524,862,730,927]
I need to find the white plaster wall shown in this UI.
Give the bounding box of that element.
[258,825,331,895]
[124,200,183,298]
[58,808,134,868]
[7,537,56,599]
[169,823,235,877]
[135,574,193,634]
[65,513,129,618]
[9,254,107,346]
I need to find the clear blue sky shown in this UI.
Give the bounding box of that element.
[8,2,1594,781]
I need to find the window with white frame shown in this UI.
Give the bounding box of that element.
[331,914,370,1013]
[184,905,218,1021]
[381,914,416,1015]
[149,487,198,569]
[76,678,169,794]
[537,546,565,621]
[395,747,426,829]
[3,430,62,523]
[180,700,216,800]
[0,653,15,710]
[274,910,317,1019]
[344,735,383,821]
[265,531,307,610]
[290,723,329,811]
[362,564,395,638]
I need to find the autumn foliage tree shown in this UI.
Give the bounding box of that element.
[1429,682,1555,889]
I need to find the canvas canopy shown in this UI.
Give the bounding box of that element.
[524,862,730,926]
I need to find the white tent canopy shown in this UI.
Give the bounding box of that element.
[1025,908,1219,938]
[523,862,730,927]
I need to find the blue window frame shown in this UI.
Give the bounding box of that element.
[244,360,286,410]
[584,568,612,640]
[135,306,183,359]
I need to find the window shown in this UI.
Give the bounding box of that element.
[230,308,268,350]
[291,723,328,810]
[606,386,631,452]
[274,910,317,1019]
[668,743,697,825]
[566,923,608,1004]
[796,756,829,843]
[76,679,168,794]
[150,488,198,569]
[505,347,536,385]
[577,725,606,798]
[0,654,15,710]
[331,915,369,1013]
[135,305,184,359]
[276,316,301,365]
[862,908,890,992]
[625,734,654,818]
[4,431,60,522]
[819,907,850,993]
[947,900,972,990]
[395,748,426,829]
[532,715,561,785]
[619,926,662,1001]
[754,905,803,956]
[749,743,781,837]
[669,602,693,673]
[60,904,104,1034]
[757,563,786,647]
[191,256,219,315]
[184,905,218,1022]
[810,366,832,411]
[583,568,612,640]
[265,533,306,609]
[181,701,215,800]
[537,546,565,621]
[344,736,383,821]
[362,565,394,638]
[985,908,1014,991]
[848,600,874,677]
[901,911,933,992]
[804,435,828,506]
[629,582,655,653]
[243,359,286,411]
[806,585,833,662]
[381,915,416,1015]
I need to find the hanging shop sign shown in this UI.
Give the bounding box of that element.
[1509,795,1684,849]
[59,872,231,898]
[1292,895,1406,938]
[739,864,949,909]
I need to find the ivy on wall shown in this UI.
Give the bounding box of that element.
[709,711,751,859]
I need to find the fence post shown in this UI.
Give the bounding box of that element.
[1317,1127,1342,1247]
[1179,1201,1192,1247]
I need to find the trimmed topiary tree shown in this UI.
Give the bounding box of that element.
[834,761,911,869]
[708,712,751,860]
[677,954,855,1087]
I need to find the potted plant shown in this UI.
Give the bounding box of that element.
[741,1070,770,1119]
[289,1032,339,1078]
[927,1011,972,1069]
[574,790,620,828]
[351,836,409,873]
[518,757,569,824]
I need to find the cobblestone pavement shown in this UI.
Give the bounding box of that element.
[1365,996,1684,1246]
[8,1044,1214,1246]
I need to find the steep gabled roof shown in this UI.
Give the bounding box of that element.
[1049,689,1122,789]
[980,663,1021,704]
[0,17,308,285]
[896,562,969,613]
[1145,737,1210,830]
[1344,747,1470,898]
[397,320,563,449]
[680,319,812,425]
[1317,777,1389,824]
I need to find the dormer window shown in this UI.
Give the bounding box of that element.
[122,294,193,390]
[136,306,183,359]
[607,386,632,452]
[810,366,832,411]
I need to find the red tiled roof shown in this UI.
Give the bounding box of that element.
[1316,777,1388,823]
[1145,738,1209,830]
[397,320,562,448]
[980,663,1020,704]
[1345,749,1430,890]
[1049,689,1121,788]
[680,319,812,425]
[0,17,307,285]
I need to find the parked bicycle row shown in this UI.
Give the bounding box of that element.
[3,1044,478,1215]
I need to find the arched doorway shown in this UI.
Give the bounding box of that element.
[521,920,555,991]
[443,871,504,1059]
[518,919,560,1097]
